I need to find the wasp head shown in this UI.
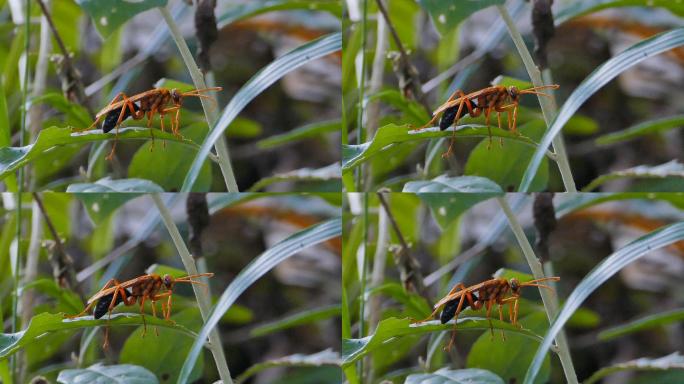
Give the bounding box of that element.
[508,86,520,100]
[171,89,182,105]
[163,274,175,289]
[510,278,521,294]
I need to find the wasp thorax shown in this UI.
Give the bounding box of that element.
[508,86,520,99]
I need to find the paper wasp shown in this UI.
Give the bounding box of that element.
[67,272,214,348]
[417,276,560,351]
[423,84,559,158]
[83,86,222,160]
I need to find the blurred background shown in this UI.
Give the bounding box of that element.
[0,0,341,192]
[342,193,684,383]
[0,193,342,383]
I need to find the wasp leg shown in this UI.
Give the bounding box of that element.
[497,303,506,341]
[444,289,477,352]
[105,95,138,161]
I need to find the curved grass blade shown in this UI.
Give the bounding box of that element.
[0,126,199,181]
[583,352,684,384]
[217,0,342,28]
[519,28,684,192]
[524,222,684,384]
[555,193,684,218]
[235,349,341,384]
[595,114,684,145]
[247,163,341,192]
[598,308,684,341]
[181,33,341,192]
[556,1,684,25]
[249,304,341,338]
[582,160,684,191]
[177,218,342,383]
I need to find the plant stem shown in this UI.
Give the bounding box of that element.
[496,196,578,384]
[496,5,576,192]
[159,6,238,192]
[152,194,233,384]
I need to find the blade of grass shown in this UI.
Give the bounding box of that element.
[180,32,342,192]
[158,6,238,192]
[177,218,342,384]
[496,5,576,192]
[524,222,684,384]
[151,194,233,384]
[497,196,578,384]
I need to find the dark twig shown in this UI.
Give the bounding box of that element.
[32,192,77,289]
[186,193,210,258]
[35,0,91,115]
[531,0,555,69]
[194,0,218,73]
[533,192,556,263]
[374,0,430,113]
[376,190,426,296]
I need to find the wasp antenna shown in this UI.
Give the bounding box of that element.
[521,283,556,292]
[525,276,560,285]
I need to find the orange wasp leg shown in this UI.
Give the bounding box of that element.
[441,91,478,159]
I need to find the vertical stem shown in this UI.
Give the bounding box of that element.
[497,196,578,384]
[158,6,238,192]
[152,194,233,384]
[496,5,577,192]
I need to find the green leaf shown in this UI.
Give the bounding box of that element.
[556,1,684,25]
[75,0,167,38]
[407,188,500,230]
[404,175,503,193]
[598,308,684,341]
[595,114,684,145]
[417,0,505,36]
[519,27,684,192]
[341,317,543,368]
[584,352,684,384]
[181,32,342,192]
[20,279,83,314]
[235,349,342,384]
[465,121,548,192]
[524,222,684,384]
[256,119,341,149]
[0,126,196,181]
[405,368,504,384]
[467,313,551,384]
[29,92,91,127]
[247,163,341,192]
[57,363,158,384]
[0,312,195,359]
[365,283,432,319]
[582,160,684,192]
[67,178,164,193]
[217,0,342,28]
[128,123,212,192]
[250,305,341,338]
[178,218,342,383]
[72,191,145,225]
[344,123,544,173]
[120,309,204,384]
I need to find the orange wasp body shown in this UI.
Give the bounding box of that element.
[418,276,560,350]
[85,87,222,160]
[423,84,559,157]
[67,272,213,348]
